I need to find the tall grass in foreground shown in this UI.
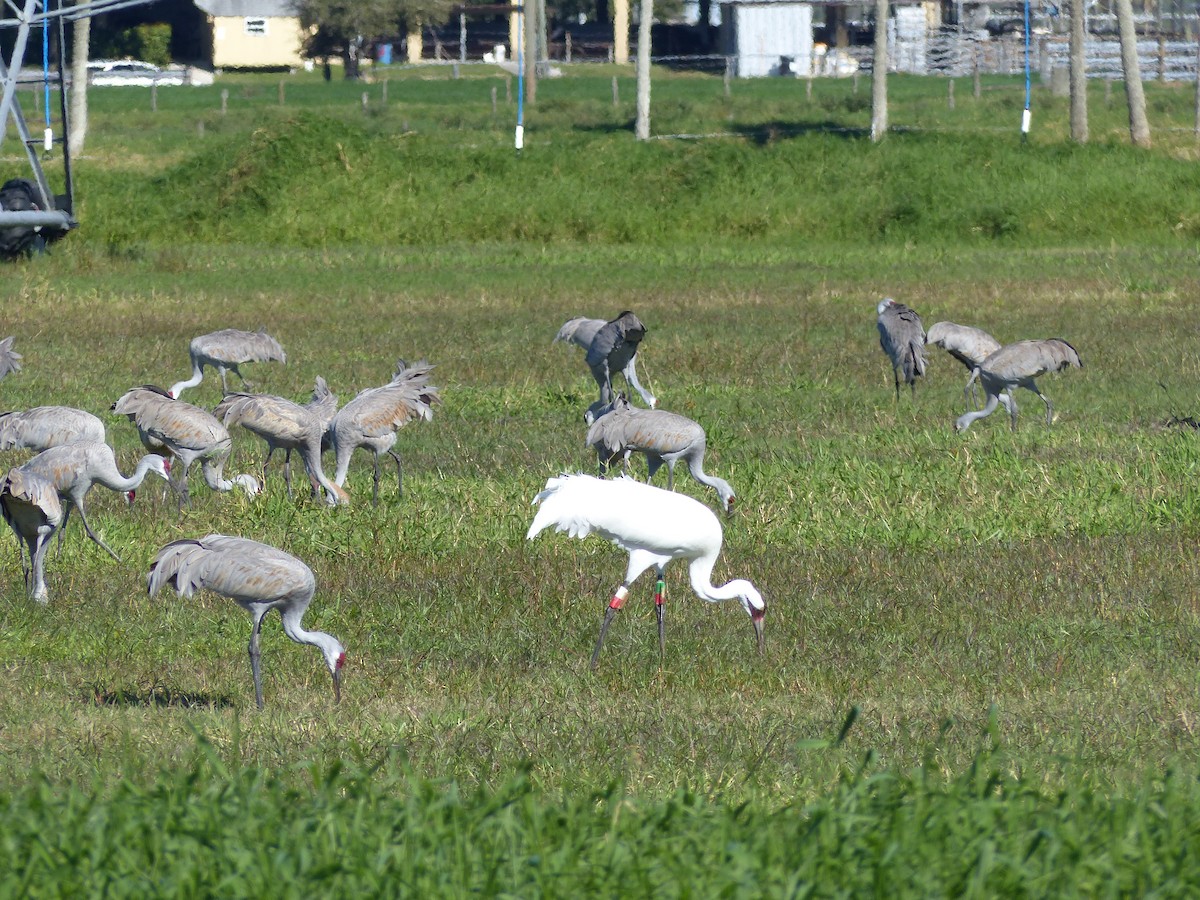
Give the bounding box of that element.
[3,727,1198,897]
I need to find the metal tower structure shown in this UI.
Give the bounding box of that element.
[0,0,157,240]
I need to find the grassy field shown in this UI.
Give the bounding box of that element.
[2,65,1200,891]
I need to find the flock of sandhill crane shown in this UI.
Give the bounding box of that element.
[0,301,1083,707]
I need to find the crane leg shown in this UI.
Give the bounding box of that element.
[893,368,901,402]
[388,449,404,499]
[372,457,381,506]
[655,572,666,665]
[75,502,121,562]
[232,365,254,391]
[1029,381,1054,425]
[248,614,266,710]
[30,532,51,603]
[55,502,73,559]
[1003,389,1019,431]
[219,367,229,396]
[590,583,628,671]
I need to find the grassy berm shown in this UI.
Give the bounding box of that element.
[2,68,1200,893]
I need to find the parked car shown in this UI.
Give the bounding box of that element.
[87,60,213,87]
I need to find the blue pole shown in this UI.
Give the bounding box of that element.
[1021,0,1032,139]
[42,0,51,145]
[515,2,525,152]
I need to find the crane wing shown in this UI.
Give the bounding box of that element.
[148,534,312,604]
[194,329,287,365]
[0,336,22,380]
[980,339,1083,380]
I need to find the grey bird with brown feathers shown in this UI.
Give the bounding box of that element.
[955,339,1083,433]
[328,361,440,504]
[556,314,657,409]
[583,311,655,407]
[1,466,63,602]
[586,394,736,514]
[925,321,1003,411]
[877,298,927,400]
[168,329,286,399]
[0,406,106,451]
[0,337,21,382]
[214,378,348,506]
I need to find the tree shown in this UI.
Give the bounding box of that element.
[1114,0,1150,147]
[1068,0,1087,142]
[296,0,453,78]
[69,1,90,156]
[870,0,888,142]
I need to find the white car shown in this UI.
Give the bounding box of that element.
[87,60,187,87]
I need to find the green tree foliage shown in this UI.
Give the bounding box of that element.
[295,0,454,77]
[91,23,172,66]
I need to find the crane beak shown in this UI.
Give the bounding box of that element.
[751,609,765,656]
[331,668,342,704]
[725,497,736,517]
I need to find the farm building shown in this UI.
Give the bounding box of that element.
[719,0,815,76]
[193,0,308,69]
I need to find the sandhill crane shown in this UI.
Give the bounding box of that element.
[925,322,1002,411]
[877,298,927,400]
[111,386,260,507]
[1,467,62,602]
[328,361,440,505]
[0,406,106,451]
[527,474,765,669]
[555,314,657,409]
[586,395,736,514]
[585,311,655,408]
[20,440,170,562]
[147,534,345,709]
[168,329,286,399]
[214,381,348,506]
[0,337,21,382]
[955,339,1083,433]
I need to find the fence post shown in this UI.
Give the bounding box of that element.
[362,91,369,112]
[491,85,498,116]
[220,88,228,115]
[973,48,981,98]
[948,78,955,109]
[278,79,285,105]
[1105,77,1112,106]
[382,78,388,105]
[151,83,157,112]
[1194,41,1200,138]
[565,31,572,63]
[806,73,813,102]
[453,62,460,79]
[724,57,732,96]
[612,75,619,106]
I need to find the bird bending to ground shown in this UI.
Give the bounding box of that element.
[526,474,764,669]
[586,395,736,514]
[925,322,1002,411]
[955,339,1083,433]
[0,466,62,602]
[214,379,348,506]
[0,337,21,382]
[585,311,655,408]
[0,406,106,451]
[556,314,657,409]
[20,440,170,561]
[877,298,927,400]
[147,534,345,709]
[168,329,286,399]
[328,361,440,505]
[111,386,260,507]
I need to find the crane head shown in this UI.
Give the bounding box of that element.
[876,297,896,316]
[329,648,346,704]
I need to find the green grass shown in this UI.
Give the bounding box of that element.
[2,66,1200,891]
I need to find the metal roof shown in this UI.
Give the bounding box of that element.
[194,0,299,16]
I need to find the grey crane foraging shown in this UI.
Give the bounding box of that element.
[147,534,346,709]
[925,321,1002,411]
[526,474,764,669]
[111,386,260,508]
[0,337,21,382]
[0,406,106,452]
[555,314,657,409]
[955,339,1083,433]
[586,394,736,514]
[876,298,927,400]
[0,467,62,602]
[168,329,286,399]
[19,440,171,562]
[328,361,440,505]
[214,379,348,506]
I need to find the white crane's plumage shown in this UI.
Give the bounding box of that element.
[168,329,286,399]
[327,361,440,504]
[527,474,764,668]
[147,534,345,709]
[1,466,63,602]
[586,396,736,513]
[0,406,106,451]
[20,440,170,561]
[111,386,260,506]
[925,322,1003,411]
[877,298,927,400]
[556,314,657,409]
[214,379,348,506]
[0,336,22,382]
[955,339,1083,433]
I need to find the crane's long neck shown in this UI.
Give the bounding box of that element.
[686,552,743,604]
[300,439,349,506]
[169,360,204,399]
[955,392,1001,432]
[96,454,161,492]
[685,458,733,504]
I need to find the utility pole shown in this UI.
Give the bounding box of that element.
[635,0,652,139]
[1068,0,1088,142]
[870,0,888,141]
[1115,0,1151,146]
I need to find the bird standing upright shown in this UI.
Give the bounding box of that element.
[0,466,63,602]
[583,311,655,408]
[327,361,440,504]
[586,395,736,514]
[877,298,927,400]
[19,440,171,561]
[955,339,1083,433]
[925,322,1002,411]
[527,474,764,669]
[168,329,286,399]
[555,314,657,409]
[147,534,346,709]
[111,386,261,507]
[0,406,106,451]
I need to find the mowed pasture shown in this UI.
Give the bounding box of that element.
[2,66,1200,891]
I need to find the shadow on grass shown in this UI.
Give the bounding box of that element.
[570,119,870,143]
[87,686,235,710]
